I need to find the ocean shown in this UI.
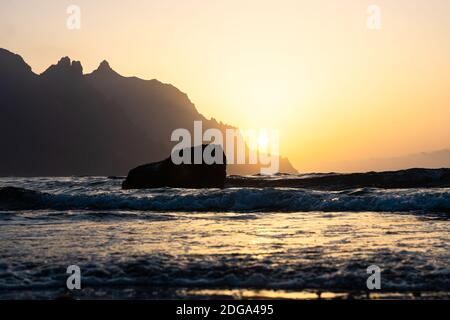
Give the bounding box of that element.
[0,176,449,299]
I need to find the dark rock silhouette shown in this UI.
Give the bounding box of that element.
[0,48,297,176]
[122,145,226,189]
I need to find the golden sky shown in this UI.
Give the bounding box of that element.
[1,0,449,172]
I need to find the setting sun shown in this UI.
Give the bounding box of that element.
[257,132,269,151]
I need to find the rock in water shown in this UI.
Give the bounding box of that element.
[122,144,227,189]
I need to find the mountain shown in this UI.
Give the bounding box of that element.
[0,48,297,176]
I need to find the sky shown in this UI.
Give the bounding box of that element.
[1,0,449,172]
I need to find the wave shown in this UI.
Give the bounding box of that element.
[1,186,450,213]
[228,168,450,189]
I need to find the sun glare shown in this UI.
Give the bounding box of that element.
[257,132,269,151]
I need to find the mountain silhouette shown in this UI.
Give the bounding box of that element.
[0,48,297,176]
[327,148,450,173]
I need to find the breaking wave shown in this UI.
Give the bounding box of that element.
[1,185,450,213]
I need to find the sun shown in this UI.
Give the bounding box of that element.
[257,132,269,151]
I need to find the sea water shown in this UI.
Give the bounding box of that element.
[0,177,449,299]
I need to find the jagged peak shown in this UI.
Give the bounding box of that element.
[89,59,121,77]
[98,60,111,70]
[71,60,83,74]
[57,56,71,67]
[41,56,83,78]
